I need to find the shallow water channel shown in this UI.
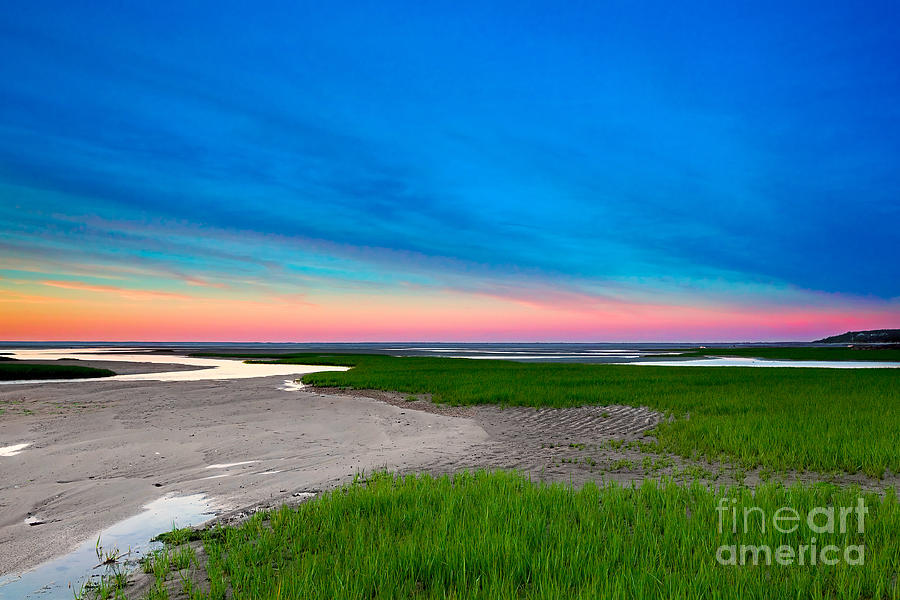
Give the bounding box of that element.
[0,348,350,384]
[0,348,348,596]
[0,494,215,599]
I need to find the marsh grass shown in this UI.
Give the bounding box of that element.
[142,542,200,600]
[0,363,115,381]
[167,471,900,600]
[71,537,131,600]
[196,353,900,477]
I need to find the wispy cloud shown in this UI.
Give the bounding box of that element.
[41,280,194,301]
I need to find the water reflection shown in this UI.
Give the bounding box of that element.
[1,348,349,384]
[0,494,215,599]
[627,357,900,368]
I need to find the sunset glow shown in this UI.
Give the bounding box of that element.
[2,2,898,341]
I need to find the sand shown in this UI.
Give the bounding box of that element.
[0,375,487,576]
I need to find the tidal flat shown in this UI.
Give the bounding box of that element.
[1,348,898,598]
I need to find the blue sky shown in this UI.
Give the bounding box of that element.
[1,1,898,340]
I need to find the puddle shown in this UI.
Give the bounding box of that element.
[0,443,30,457]
[0,348,350,385]
[280,379,306,391]
[447,354,642,360]
[202,461,261,479]
[624,357,900,368]
[205,460,258,469]
[0,494,215,600]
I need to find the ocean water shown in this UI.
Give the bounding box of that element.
[0,341,828,361]
[1,342,896,369]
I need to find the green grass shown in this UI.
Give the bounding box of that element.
[0,363,115,381]
[194,353,900,477]
[140,542,200,600]
[674,347,900,362]
[155,470,899,600]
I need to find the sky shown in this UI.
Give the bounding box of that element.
[1,1,898,342]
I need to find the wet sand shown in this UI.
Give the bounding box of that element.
[0,376,488,576]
